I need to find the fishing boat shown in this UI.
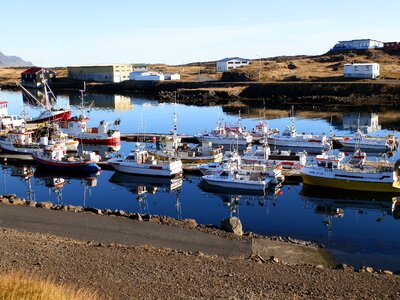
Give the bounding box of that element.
[198,149,284,183]
[61,115,121,145]
[267,118,330,152]
[202,165,272,193]
[0,129,61,154]
[241,142,307,170]
[300,149,400,192]
[149,113,223,168]
[249,120,279,142]
[108,144,182,177]
[197,118,253,146]
[32,144,101,173]
[198,150,241,175]
[333,129,397,152]
[19,77,71,123]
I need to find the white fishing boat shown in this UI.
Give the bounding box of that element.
[198,150,241,175]
[333,129,397,152]
[61,115,121,146]
[202,164,272,193]
[267,118,330,152]
[149,113,223,167]
[249,120,279,142]
[108,144,182,177]
[197,118,253,146]
[300,149,400,192]
[242,142,307,170]
[0,129,63,154]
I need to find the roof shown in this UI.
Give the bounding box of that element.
[337,39,383,43]
[21,67,43,75]
[217,57,250,62]
[67,64,132,68]
[344,63,379,66]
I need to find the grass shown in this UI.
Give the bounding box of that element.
[0,271,101,300]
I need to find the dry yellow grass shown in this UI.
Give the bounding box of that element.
[0,271,101,300]
[1,50,399,84]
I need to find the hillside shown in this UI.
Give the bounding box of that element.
[0,49,399,89]
[0,51,33,67]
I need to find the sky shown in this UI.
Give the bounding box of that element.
[1,0,399,67]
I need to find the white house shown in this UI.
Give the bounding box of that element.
[331,39,383,51]
[164,73,181,80]
[129,71,165,81]
[216,57,250,73]
[343,63,380,79]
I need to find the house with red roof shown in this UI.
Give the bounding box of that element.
[20,67,56,88]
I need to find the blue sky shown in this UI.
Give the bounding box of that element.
[1,0,399,66]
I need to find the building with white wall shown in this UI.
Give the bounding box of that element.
[216,57,250,73]
[67,64,133,83]
[343,63,380,79]
[164,73,181,80]
[331,39,383,51]
[129,71,181,81]
[129,71,165,81]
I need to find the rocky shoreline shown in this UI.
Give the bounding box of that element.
[3,79,400,108]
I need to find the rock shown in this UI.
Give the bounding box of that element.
[182,219,197,229]
[270,256,279,263]
[142,214,151,221]
[220,217,243,236]
[102,209,112,215]
[29,201,37,207]
[36,201,53,209]
[336,263,354,272]
[84,207,103,215]
[365,267,374,273]
[4,194,17,199]
[316,265,324,269]
[382,270,393,275]
[287,62,297,69]
[0,198,10,204]
[114,209,126,217]
[130,213,143,221]
[149,215,161,223]
[10,198,25,205]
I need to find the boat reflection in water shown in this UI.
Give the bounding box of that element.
[300,184,400,236]
[78,144,121,160]
[199,178,283,219]
[9,165,36,202]
[34,168,100,206]
[108,172,183,216]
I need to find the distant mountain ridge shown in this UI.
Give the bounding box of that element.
[0,51,33,67]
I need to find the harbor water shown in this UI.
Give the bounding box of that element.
[1,89,400,271]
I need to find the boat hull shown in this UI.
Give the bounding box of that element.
[75,136,121,146]
[28,110,71,124]
[203,176,267,191]
[300,171,399,193]
[109,162,181,177]
[32,155,100,173]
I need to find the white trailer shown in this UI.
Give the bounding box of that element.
[343,63,380,79]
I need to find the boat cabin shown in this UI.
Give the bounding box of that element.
[126,148,156,165]
[43,146,67,161]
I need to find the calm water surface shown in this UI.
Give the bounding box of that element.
[1,89,400,271]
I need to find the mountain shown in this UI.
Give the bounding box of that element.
[0,51,33,67]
